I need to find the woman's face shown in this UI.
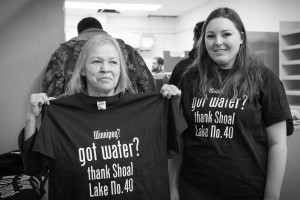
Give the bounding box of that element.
[205,17,243,69]
[82,42,120,97]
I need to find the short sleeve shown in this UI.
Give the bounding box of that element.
[18,126,53,176]
[32,106,56,159]
[260,67,293,135]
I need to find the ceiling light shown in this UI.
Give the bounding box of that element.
[65,2,106,9]
[65,2,161,11]
[107,4,161,11]
[141,35,154,50]
[98,9,120,14]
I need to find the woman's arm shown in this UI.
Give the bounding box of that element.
[161,83,184,199]
[168,136,184,200]
[21,93,55,176]
[24,93,53,141]
[264,121,287,200]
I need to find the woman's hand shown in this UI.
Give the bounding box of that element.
[27,93,55,118]
[160,84,181,99]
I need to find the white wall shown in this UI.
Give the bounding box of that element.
[106,15,178,67]
[0,0,64,154]
[176,0,300,50]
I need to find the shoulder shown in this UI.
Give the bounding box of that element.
[169,58,191,85]
[182,67,198,81]
[257,64,287,101]
[173,58,193,73]
[125,91,160,101]
[116,38,131,60]
[51,40,83,58]
[63,40,86,53]
[116,38,127,49]
[116,39,140,59]
[179,68,198,89]
[49,94,80,107]
[259,64,277,78]
[259,64,282,87]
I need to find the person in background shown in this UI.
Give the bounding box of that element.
[43,17,155,97]
[19,34,186,200]
[152,56,165,74]
[169,21,204,87]
[169,7,293,200]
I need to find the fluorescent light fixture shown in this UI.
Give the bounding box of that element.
[65,2,106,9]
[65,2,161,11]
[107,4,161,11]
[141,36,154,50]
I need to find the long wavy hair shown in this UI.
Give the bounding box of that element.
[188,7,262,101]
[65,34,134,96]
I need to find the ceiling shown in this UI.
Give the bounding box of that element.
[65,0,212,17]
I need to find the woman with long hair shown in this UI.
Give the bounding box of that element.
[169,7,293,200]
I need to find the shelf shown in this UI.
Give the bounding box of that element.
[290,104,300,111]
[285,90,300,96]
[281,75,300,80]
[281,28,300,36]
[280,21,300,110]
[281,60,300,66]
[282,44,300,51]
[280,28,300,37]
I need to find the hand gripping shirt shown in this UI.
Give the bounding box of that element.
[179,66,293,199]
[24,92,187,200]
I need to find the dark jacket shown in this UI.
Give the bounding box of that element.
[169,48,197,87]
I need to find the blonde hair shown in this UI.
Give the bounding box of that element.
[65,34,134,96]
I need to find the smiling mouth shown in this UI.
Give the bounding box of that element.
[214,49,227,52]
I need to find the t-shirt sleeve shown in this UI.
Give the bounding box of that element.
[32,106,56,159]
[261,67,293,135]
[18,127,52,176]
[167,95,188,153]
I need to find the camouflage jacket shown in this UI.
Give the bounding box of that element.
[42,36,155,97]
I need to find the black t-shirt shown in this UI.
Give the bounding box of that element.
[27,92,187,200]
[179,66,293,198]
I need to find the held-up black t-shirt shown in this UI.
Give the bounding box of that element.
[179,66,293,199]
[23,92,187,200]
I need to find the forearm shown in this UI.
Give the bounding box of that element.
[21,93,53,176]
[22,115,43,176]
[168,153,182,188]
[24,114,38,141]
[264,143,287,200]
[168,137,184,200]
